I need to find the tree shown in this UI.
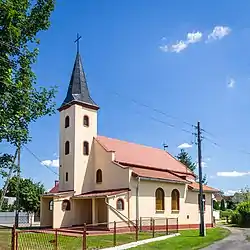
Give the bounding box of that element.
[0,0,56,178]
[176,149,208,184]
[213,200,220,210]
[176,149,196,172]
[220,199,226,211]
[4,176,45,213]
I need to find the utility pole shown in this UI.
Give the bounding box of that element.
[15,143,21,228]
[197,121,206,236]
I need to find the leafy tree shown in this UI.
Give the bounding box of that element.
[0,0,56,178]
[213,200,220,210]
[176,149,208,184]
[220,199,226,211]
[5,176,45,213]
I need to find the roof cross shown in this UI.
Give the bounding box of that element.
[74,33,82,53]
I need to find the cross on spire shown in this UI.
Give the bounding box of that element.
[74,33,82,53]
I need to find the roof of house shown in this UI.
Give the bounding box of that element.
[132,167,189,184]
[96,136,194,176]
[59,52,98,110]
[74,188,130,198]
[188,182,219,193]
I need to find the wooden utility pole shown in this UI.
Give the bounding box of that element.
[197,121,206,236]
[15,143,21,228]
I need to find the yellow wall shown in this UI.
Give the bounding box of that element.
[73,199,92,225]
[40,197,53,227]
[129,178,213,226]
[93,141,130,191]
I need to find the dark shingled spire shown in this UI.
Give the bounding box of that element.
[59,52,99,110]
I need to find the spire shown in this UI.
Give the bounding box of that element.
[59,52,99,111]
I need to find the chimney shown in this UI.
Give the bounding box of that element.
[55,180,59,187]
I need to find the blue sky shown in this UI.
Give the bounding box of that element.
[2,0,250,194]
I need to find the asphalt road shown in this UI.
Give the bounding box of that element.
[202,227,250,250]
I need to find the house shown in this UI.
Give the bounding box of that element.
[40,49,218,230]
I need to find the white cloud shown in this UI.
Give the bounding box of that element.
[207,26,231,41]
[41,159,59,167]
[217,171,250,177]
[160,31,203,53]
[159,44,169,52]
[228,78,235,88]
[177,142,193,149]
[224,190,238,195]
[171,41,188,53]
[186,31,203,44]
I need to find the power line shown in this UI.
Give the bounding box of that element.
[23,145,59,176]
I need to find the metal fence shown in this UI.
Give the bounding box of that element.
[10,217,178,250]
[0,225,13,250]
[0,214,40,228]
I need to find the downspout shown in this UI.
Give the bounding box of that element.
[127,190,130,225]
[136,177,140,223]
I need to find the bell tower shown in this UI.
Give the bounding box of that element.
[58,35,99,194]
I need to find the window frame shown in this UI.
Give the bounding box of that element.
[65,141,70,155]
[62,199,71,211]
[116,199,124,211]
[83,115,89,127]
[65,116,70,128]
[155,188,165,211]
[96,169,102,183]
[171,189,180,212]
[83,141,89,155]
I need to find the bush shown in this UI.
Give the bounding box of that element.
[236,201,250,227]
[220,209,233,219]
[230,211,241,224]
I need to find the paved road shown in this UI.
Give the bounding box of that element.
[202,227,250,250]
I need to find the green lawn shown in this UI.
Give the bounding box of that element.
[0,227,230,250]
[133,227,230,250]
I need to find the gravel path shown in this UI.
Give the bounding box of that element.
[202,226,250,250]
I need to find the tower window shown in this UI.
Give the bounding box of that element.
[65,172,68,182]
[83,141,89,155]
[65,141,70,155]
[96,169,102,183]
[83,115,89,127]
[65,116,70,128]
[49,200,53,211]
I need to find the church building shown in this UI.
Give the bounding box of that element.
[40,48,218,230]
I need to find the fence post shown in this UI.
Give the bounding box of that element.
[176,218,179,233]
[113,221,116,246]
[152,219,155,238]
[150,217,153,231]
[139,217,142,231]
[55,229,58,250]
[82,223,87,250]
[165,218,168,235]
[15,231,18,250]
[135,219,138,242]
[11,226,16,250]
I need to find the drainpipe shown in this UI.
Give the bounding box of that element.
[136,177,140,223]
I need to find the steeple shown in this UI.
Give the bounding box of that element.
[59,52,99,110]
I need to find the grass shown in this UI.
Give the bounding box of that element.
[133,227,230,250]
[0,228,230,250]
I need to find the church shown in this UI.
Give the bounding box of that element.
[40,47,218,230]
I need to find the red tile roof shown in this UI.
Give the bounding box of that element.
[48,183,59,193]
[132,167,188,183]
[96,136,194,176]
[188,182,219,192]
[74,188,130,198]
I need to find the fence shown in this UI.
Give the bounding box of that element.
[10,217,178,250]
[0,225,13,250]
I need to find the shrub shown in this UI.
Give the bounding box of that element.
[220,209,233,219]
[230,211,241,224]
[236,201,250,227]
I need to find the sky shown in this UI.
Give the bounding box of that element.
[2,0,250,194]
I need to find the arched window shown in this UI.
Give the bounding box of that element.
[83,141,89,155]
[65,116,70,128]
[83,115,89,127]
[65,141,70,155]
[116,199,124,210]
[171,189,180,211]
[62,200,71,211]
[155,188,165,211]
[96,169,102,183]
[49,200,53,211]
